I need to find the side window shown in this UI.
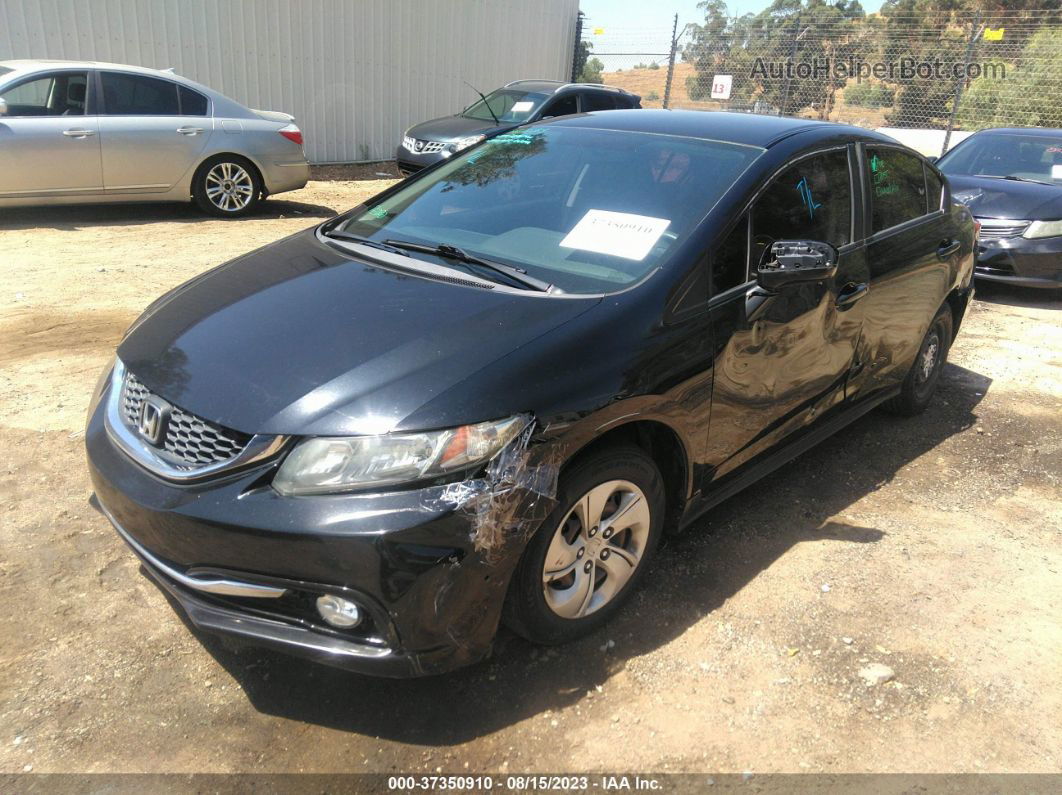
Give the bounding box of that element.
[924,164,944,212]
[750,149,851,268]
[713,215,751,293]
[866,147,928,232]
[0,72,88,117]
[178,85,209,116]
[582,92,615,112]
[101,72,179,115]
[540,93,578,118]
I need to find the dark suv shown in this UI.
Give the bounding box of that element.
[395,80,641,175]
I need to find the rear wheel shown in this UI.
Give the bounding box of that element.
[883,306,953,416]
[192,155,261,217]
[504,445,665,645]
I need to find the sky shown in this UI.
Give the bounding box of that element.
[580,0,886,53]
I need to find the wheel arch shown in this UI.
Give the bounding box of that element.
[556,418,692,530]
[189,151,267,199]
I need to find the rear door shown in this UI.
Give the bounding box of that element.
[0,70,102,197]
[704,146,871,479]
[97,71,212,192]
[849,145,956,397]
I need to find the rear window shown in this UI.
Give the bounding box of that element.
[866,147,928,233]
[102,72,179,115]
[0,66,14,78]
[334,126,763,295]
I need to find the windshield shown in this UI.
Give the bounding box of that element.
[461,89,549,123]
[939,132,1062,184]
[331,126,763,294]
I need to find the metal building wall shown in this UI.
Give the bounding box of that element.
[0,0,580,163]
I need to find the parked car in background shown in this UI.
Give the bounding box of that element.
[395,79,641,175]
[0,60,309,217]
[87,111,974,677]
[937,127,1062,288]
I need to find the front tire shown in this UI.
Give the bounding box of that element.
[192,155,262,217]
[883,306,953,416]
[504,445,665,645]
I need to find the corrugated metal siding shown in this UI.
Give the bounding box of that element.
[0,0,580,163]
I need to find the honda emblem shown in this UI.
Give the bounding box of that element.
[137,397,170,447]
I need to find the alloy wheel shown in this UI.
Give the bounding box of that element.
[205,162,255,212]
[542,479,651,619]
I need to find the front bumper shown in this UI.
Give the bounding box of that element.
[975,234,1062,289]
[85,388,552,677]
[395,145,449,176]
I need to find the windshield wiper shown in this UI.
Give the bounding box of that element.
[463,80,500,125]
[383,239,553,292]
[972,174,1054,186]
[321,229,410,257]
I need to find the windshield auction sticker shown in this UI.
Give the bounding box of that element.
[560,210,671,261]
[510,100,534,113]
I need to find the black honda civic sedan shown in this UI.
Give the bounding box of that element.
[937,127,1062,289]
[86,110,975,677]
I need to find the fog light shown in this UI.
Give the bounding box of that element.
[316,594,362,628]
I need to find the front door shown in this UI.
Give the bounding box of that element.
[98,71,211,192]
[704,146,870,480]
[0,70,103,198]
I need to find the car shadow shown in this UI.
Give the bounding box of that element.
[0,198,337,232]
[159,362,990,745]
[973,280,1061,309]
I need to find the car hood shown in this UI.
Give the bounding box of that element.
[406,114,510,143]
[946,174,1062,220]
[117,228,598,436]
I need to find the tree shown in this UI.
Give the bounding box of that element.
[578,57,605,84]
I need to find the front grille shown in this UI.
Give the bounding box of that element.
[121,372,251,467]
[977,219,1030,239]
[402,135,446,154]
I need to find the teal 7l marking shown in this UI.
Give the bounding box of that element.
[796,177,822,220]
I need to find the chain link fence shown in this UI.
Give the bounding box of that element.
[575,8,1062,156]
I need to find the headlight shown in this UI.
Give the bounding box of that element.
[450,134,485,153]
[273,416,527,496]
[1023,219,1062,239]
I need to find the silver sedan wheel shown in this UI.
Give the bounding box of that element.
[205,162,255,212]
[542,479,651,620]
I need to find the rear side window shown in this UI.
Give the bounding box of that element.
[178,85,209,116]
[102,72,179,115]
[867,147,928,232]
[582,93,615,112]
[750,149,851,268]
[0,72,88,117]
[541,94,578,118]
[924,165,944,212]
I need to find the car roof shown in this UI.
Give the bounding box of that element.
[546,109,898,148]
[503,79,634,97]
[965,126,1062,136]
[0,59,192,83]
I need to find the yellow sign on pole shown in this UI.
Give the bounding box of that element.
[593,27,605,35]
[984,28,1004,41]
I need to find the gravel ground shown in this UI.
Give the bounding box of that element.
[0,177,1059,775]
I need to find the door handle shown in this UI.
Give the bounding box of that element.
[62,129,96,137]
[176,126,204,135]
[937,239,961,260]
[836,281,869,309]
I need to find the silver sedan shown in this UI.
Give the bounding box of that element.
[0,60,309,217]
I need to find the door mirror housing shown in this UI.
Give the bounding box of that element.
[757,240,838,291]
[926,155,938,164]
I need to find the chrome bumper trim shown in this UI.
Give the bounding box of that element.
[97,498,288,599]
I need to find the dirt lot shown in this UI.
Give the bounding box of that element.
[0,175,1060,776]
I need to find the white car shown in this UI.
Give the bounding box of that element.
[0,60,310,217]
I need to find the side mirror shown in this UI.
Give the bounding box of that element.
[926,155,938,164]
[756,240,838,291]
[0,98,8,116]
